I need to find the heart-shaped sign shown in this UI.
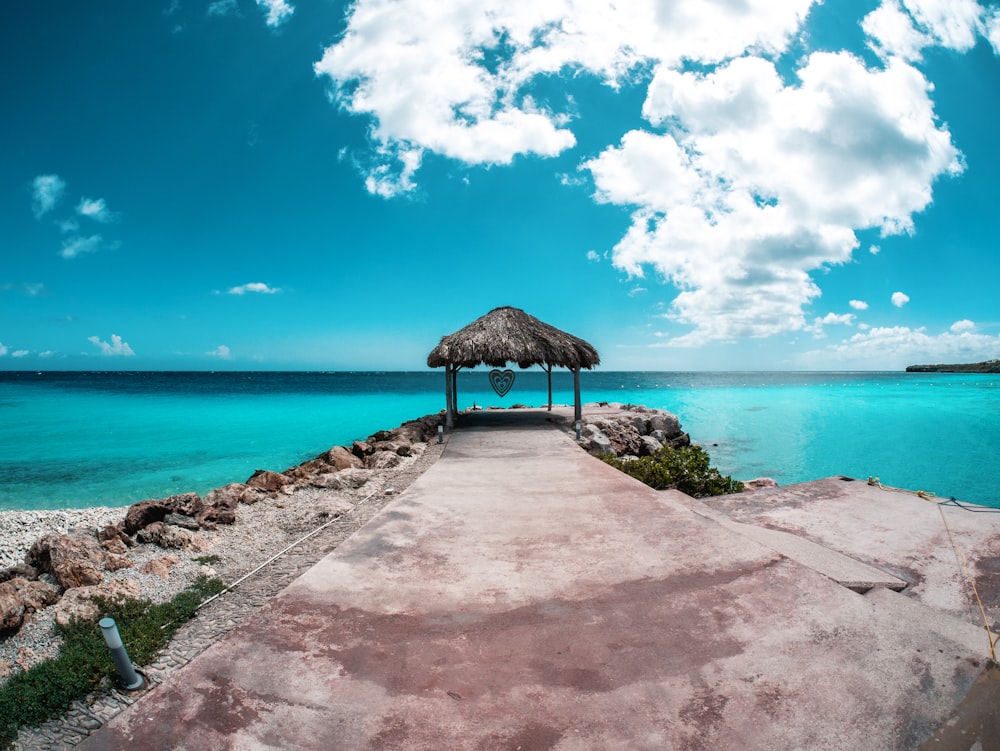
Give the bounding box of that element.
[488,368,516,398]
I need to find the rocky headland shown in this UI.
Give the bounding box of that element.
[906,359,1000,373]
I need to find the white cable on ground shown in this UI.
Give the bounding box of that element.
[194,487,381,612]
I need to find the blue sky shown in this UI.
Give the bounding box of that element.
[2,0,999,371]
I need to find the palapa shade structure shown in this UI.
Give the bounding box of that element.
[427,306,600,427]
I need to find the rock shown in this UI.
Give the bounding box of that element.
[0,563,39,584]
[123,499,174,535]
[0,580,26,631]
[167,492,204,517]
[204,482,260,511]
[649,412,683,438]
[580,425,614,456]
[352,440,373,459]
[330,468,371,489]
[98,524,136,549]
[322,446,364,471]
[140,555,180,580]
[104,554,134,571]
[53,579,142,627]
[366,451,403,470]
[743,477,779,491]
[246,469,293,496]
[15,578,62,612]
[136,522,207,551]
[307,472,344,489]
[163,512,200,530]
[0,661,12,680]
[100,537,130,555]
[638,435,664,457]
[26,533,105,589]
[594,419,643,456]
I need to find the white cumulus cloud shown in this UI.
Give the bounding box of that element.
[892,291,911,307]
[228,282,281,295]
[76,197,117,223]
[849,300,870,310]
[317,0,969,347]
[31,174,66,218]
[207,344,233,359]
[257,0,293,27]
[864,0,990,61]
[0,342,7,356]
[950,319,976,333]
[315,0,813,196]
[800,324,1000,369]
[586,51,960,343]
[88,334,135,357]
[60,235,103,259]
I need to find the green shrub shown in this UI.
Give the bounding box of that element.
[602,444,744,497]
[0,575,224,749]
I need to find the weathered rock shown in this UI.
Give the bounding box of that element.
[246,469,293,496]
[649,412,683,438]
[743,477,779,491]
[204,482,260,511]
[163,512,200,530]
[366,451,403,470]
[330,468,371,490]
[168,492,204,517]
[306,473,344,489]
[98,524,136,549]
[594,419,644,456]
[140,555,180,580]
[26,533,105,589]
[0,563,39,583]
[322,445,364,471]
[123,499,174,535]
[638,435,664,457]
[100,537,130,555]
[104,553,134,571]
[53,579,142,627]
[15,577,62,612]
[351,440,373,460]
[580,425,614,456]
[0,580,26,631]
[135,522,207,551]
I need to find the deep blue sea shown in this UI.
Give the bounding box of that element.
[1,370,998,510]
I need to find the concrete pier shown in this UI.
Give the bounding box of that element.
[79,408,999,750]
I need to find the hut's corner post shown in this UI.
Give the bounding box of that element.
[573,366,582,423]
[444,364,454,428]
[546,364,553,411]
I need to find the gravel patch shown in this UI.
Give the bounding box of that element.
[0,443,444,751]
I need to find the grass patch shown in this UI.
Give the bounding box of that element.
[0,575,224,749]
[602,444,744,497]
[193,554,221,565]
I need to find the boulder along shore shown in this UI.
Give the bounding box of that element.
[0,404,765,688]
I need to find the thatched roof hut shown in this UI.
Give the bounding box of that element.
[427,306,600,426]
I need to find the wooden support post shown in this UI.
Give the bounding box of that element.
[444,364,454,428]
[546,364,553,411]
[452,365,460,421]
[573,366,582,423]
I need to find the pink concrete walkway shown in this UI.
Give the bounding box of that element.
[79,409,996,750]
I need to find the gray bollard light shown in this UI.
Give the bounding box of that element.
[575,421,582,441]
[438,425,444,444]
[99,617,144,691]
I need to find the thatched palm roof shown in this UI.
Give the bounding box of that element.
[427,306,600,370]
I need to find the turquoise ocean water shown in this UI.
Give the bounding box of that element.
[1,370,997,510]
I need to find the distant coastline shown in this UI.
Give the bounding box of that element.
[906,359,1000,373]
